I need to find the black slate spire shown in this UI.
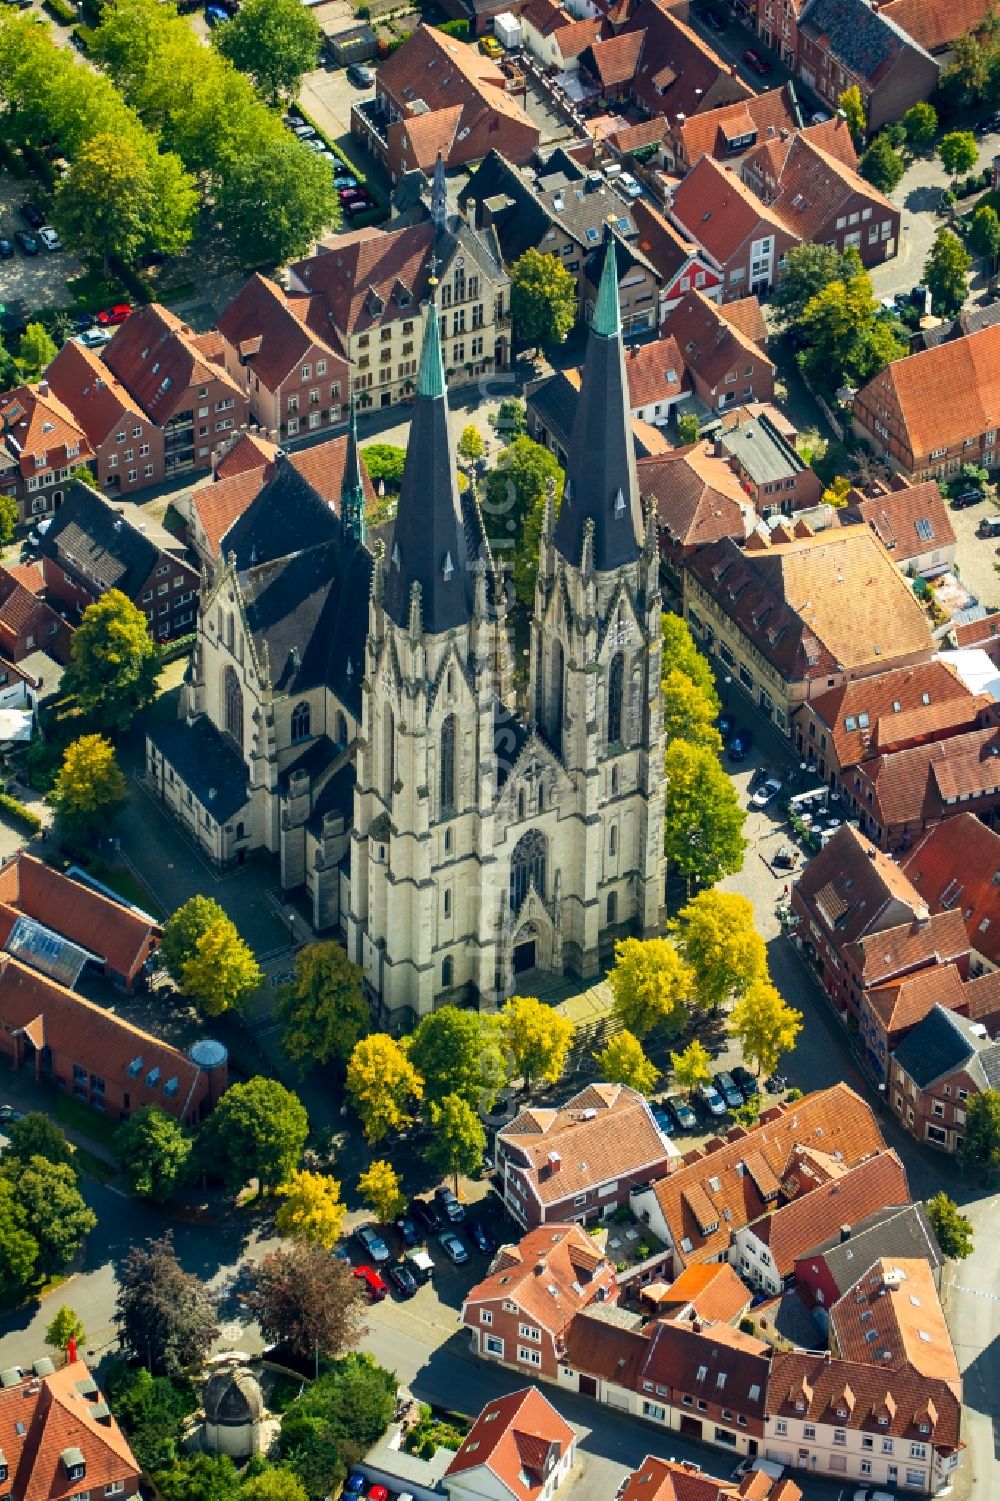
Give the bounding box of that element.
[383,301,474,634]
[340,399,366,546]
[552,232,643,571]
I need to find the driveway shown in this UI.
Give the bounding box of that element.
[0,173,83,317]
[945,490,1000,613]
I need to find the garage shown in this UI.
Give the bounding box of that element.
[679,1416,702,1439]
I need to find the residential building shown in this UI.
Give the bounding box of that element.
[623,1320,772,1455]
[581,0,752,118]
[795,0,940,131]
[842,479,955,577]
[443,1389,576,1501]
[37,482,200,641]
[622,334,690,425]
[216,273,351,441]
[0,565,73,664]
[496,1083,678,1230]
[682,526,935,735]
[793,1202,944,1313]
[618,1455,800,1501]
[669,157,798,301]
[755,0,802,66]
[717,408,822,515]
[101,303,248,482]
[891,1003,1000,1151]
[901,811,1000,974]
[663,290,776,411]
[850,722,1000,848]
[520,0,605,72]
[0,1357,141,1501]
[852,324,1000,481]
[630,199,724,313]
[581,232,662,338]
[0,954,221,1123]
[355,24,539,179]
[789,823,971,1026]
[651,1262,753,1329]
[43,340,164,496]
[637,443,755,586]
[740,130,900,268]
[665,85,803,173]
[877,0,992,56]
[461,1222,617,1377]
[0,851,159,991]
[0,381,94,524]
[861,964,970,1079]
[828,1257,958,1391]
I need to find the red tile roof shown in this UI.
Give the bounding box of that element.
[753,1149,910,1276]
[0,567,67,659]
[625,334,689,408]
[291,221,437,338]
[867,961,967,1036]
[768,1349,962,1452]
[742,133,892,246]
[2,1359,141,1501]
[102,303,243,421]
[377,23,537,142]
[642,1320,771,1417]
[586,28,645,84]
[671,156,794,267]
[880,0,993,51]
[0,383,92,479]
[804,660,978,771]
[901,811,1000,965]
[7,560,45,594]
[717,296,768,347]
[859,723,1000,830]
[444,1388,575,1501]
[216,273,346,395]
[674,86,800,168]
[389,104,463,173]
[639,443,752,550]
[858,324,1000,464]
[655,1262,752,1327]
[463,1222,616,1335]
[849,479,955,566]
[0,853,158,981]
[849,908,970,987]
[630,198,701,285]
[664,288,774,393]
[214,431,279,480]
[829,1257,959,1388]
[952,610,1000,647]
[44,342,147,451]
[622,0,753,116]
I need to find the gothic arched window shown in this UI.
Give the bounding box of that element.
[224,667,243,750]
[291,701,310,743]
[608,652,625,745]
[442,955,454,988]
[607,891,618,925]
[335,711,348,748]
[384,705,395,801]
[510,829,547,913]
[548,639,564,755]
[440,714,457,813]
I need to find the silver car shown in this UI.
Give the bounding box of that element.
[355,1224,390,1264]
[438,1229,469,1265]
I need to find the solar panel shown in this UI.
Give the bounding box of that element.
[5,914,95,988]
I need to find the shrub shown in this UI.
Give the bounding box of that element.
[0,793,42,834]
[437,18,469,38]
[43,0,77,22]
[71,24,96,51]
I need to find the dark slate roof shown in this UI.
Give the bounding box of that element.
[583,225,658,292]
[308,759,356,836]
[493,698,529,787]
[149,715,249,822]
[892,1003,1000,1090]
[458,151,557,265]
[798,0,934,77]
[279,734,337,791]
[223,455,338,569]
[803,1203,943,1294]
[39,480,162,594]
[528,370,664,460]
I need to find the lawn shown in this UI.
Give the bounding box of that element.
[54,1091,121,1151]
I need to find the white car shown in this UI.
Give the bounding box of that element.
[751,775,784,808]
[38,226,62,251]
[619,172,642,199]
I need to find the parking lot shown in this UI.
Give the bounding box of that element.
[0,172,82,318]
[945,487,1000,610]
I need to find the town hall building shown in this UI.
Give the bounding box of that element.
[145,243,665,1025]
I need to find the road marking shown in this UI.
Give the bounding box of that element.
[946,1282,1000,1303]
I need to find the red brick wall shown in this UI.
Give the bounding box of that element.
[466,1299,562,1380]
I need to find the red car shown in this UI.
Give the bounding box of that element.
[97,303,133,326]
[742,47,771,76]
[352,1265,388,1302]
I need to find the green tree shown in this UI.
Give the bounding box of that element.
[670,889,767,1014]
[457,424,485,463]
[903,100,937,149]
[215,0,320,106]
[17,322,57,380]
[63,587,160,730]
[212,133,338,269]
[660,613,719,707]
[728,979,802,1076]
[281,1353,395,1497]
[104,1363,196,1474]
[593,1028,658,1094]
[670,1038,712,1096]
[607,936,693,1039]
[356,1159,406,1224]
[424,1092,486,1192]
[54,131,196,269]
[44,1305,86,1354]
[116,1233,219,1376]
[483,434,564,604]
[959,1088,1000,1177]
[3,1111,75,1169]
[970,202,1000,271]
[677,411,701,445]
[771,242,854,328]
[500,993,574,1090]
[275,941,368,1072]
[795,260,907,393]
[0,339,18,396]
[926,1191,974,1260]
[859,133,905,193]
[661,668,722,751]
[509,247,577,346]
[160,894,226,980]
[345,1033,424,1142]
[838,84,866,141]
[822,474,852,508]
[180,916,261,1017]
[923,227,972,319]
[5,1156,96,1274]
[49,733,127,838]
[360,443,406,489]
[275,1168,346,1248]
[663,738,746,890]
[0,1177,38,1297]
[199,1077,309,1193]
[410,1005,504,1110]
[242,1472,309,1501]
[245,1242,366,1374]
[156,1454,240,1501]
[115,1106,192,1203]
[938,129,978,179]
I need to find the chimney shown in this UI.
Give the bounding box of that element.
[38,379,49,398]
[547,1150,562,1174]
[840,1224,852,1243]
[779,127,789,141]
[730,62,738,76]
[713,435,724,458]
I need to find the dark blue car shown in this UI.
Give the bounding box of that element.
[728,729,754,761]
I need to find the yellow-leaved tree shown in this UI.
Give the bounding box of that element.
[346,1034,424,1142]
[357,1160,406,1224]
[500,993,574,1090]
[275,1168,346,1248]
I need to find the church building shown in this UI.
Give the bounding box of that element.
[146,242,664,1026]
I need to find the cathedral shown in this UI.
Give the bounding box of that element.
[146,243,665,1026]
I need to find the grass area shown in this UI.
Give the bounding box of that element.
[65,269,132,313]
[92,863,163,917]
[54,1091,121,1151]
[73,1145,118,1183]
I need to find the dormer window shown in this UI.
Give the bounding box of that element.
[61,1448,86,1483]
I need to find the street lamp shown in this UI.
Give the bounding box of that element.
[723,674,732,706]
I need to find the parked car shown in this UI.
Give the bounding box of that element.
[479,33,502,55]
[77,327,114,348]
[38,226,61,251]
[367,1488,389,1501]
[346,63,375,87]
[387,1261,419,1298]
[466,1219,494,1255]
[344,1475,365,1496]
[354,1224,390,1264]
[19,202,45,229]
[764,1073,787,1094]
[352,1265,388,1301]
[292,124,316,139]
[97,303,133,325]
[618,171,642,199]
[410,1197,443,1233]
[730,1065,759,1101]
[334,174,358,189]
[340,188,366,203]
[742,47,770,75]
[439,1229,469,1265]
[205,6,229,25]
[717,711,735,742]
[0,237,12,260]
[695,1082,727,1118]
[0,1105,24,1122]
[395,1214,420,1247]
[664,1093,697,1130]
[977,515,1000,537]
[953,488,986,508]
[713,1071,743,1110]
[344,200,373,217]
[434,1184,466,1222]
[13,230,39,255]
[404,1246,436,1282]
[651,1104,675,1136]
[751,775,784,808]
[728,729,754,761]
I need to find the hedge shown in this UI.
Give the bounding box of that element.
[0,794,42,835]
[437,18,469,38]
[295,109,389,229]
[72,24,97,52]
[43,0,77,23]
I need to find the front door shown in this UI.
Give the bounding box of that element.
[514,939,536,974]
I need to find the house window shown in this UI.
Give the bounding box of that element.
[484,1335,503,1356]
[882,1438,894,1454]
[833,1430,846,1446]
[518,1324,541,1341]
[804,1425,816,1440]
[775,1420,787,1436]
[642,1402,666,1421]
[140,443,149,456]
[480,1309,493,1325]
[517,1346,541,1366]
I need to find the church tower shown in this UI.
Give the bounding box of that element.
[530,234,664,974]
[340,400,366,546]
[346,299,511,1026]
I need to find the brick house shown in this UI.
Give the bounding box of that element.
[850,722,1000,849]
[793,1201,943,1312]
[665,85,802,173]
[216,273,351,443]
[0,381,94,524]
[755,0,803,67]
[852,325,1000,481]
[795,0,940,131]
[717,408,822,515]
[38,481,200,641]
[0,566,73,664]
[443,1389,576,1501]
[637,443,754,590]
[879,0,995,54]
[496,1082,678,1230]
[629,199,724,314]
[842,479,956,578]
[461,1222,617,1378]
[669,157,798,302]
[618,1455,800,1501]
[662,290,776,411]
[42,340,163,497]
[520,0,605,73]
[580,233,662,340]
[0,1357,142,1501]
[582,1,752,118]
[901,811,1000,975]
[891,1003,1000,1152]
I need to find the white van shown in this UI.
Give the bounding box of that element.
[732,1459,785,1480]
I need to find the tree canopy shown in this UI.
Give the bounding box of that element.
[670,1038,712,1095]
[5,1155,96,1274]
[244,1242,366,1371]
[923,227,972,319]
[500,993,574,1089]
[770,243,858,328]
[660,614,719,708]
[938,129,978,178]
[663,738,746,890]
[482,435,563,606]
[509,247,577,346]
[838,84,866,141]
[795,261,908,394]
[54,131,196,269]
[199,1077,308,1192]
[45,1305,86,1354]
[115,1107,192,1202]
[63,588,160,730]
[161,896,260,1016]
[214,0,320,106]
[926,1191,974,1260]
[276,941,368,1072]
[356,1159,406,1224]
[670,890,767,1013]
[661,668,722,751]
[424,1092,486,1192]
[345,1033,424,1142]
[859,133,905,193]
[959,1088,1000,1177]
[728,979,802,1076]
[3,1111,75,1170]
[410,1006,505,1110]
[116,1233,219,1376]
[50,734,127,838]
[607,936,693,1039]
[593,1028,658,1095]
[903,101,937,149]
[274,1169,347,1249]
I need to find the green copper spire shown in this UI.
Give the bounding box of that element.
[592,234,621,338]
[341,399,366,546]
[417,299,446,400]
